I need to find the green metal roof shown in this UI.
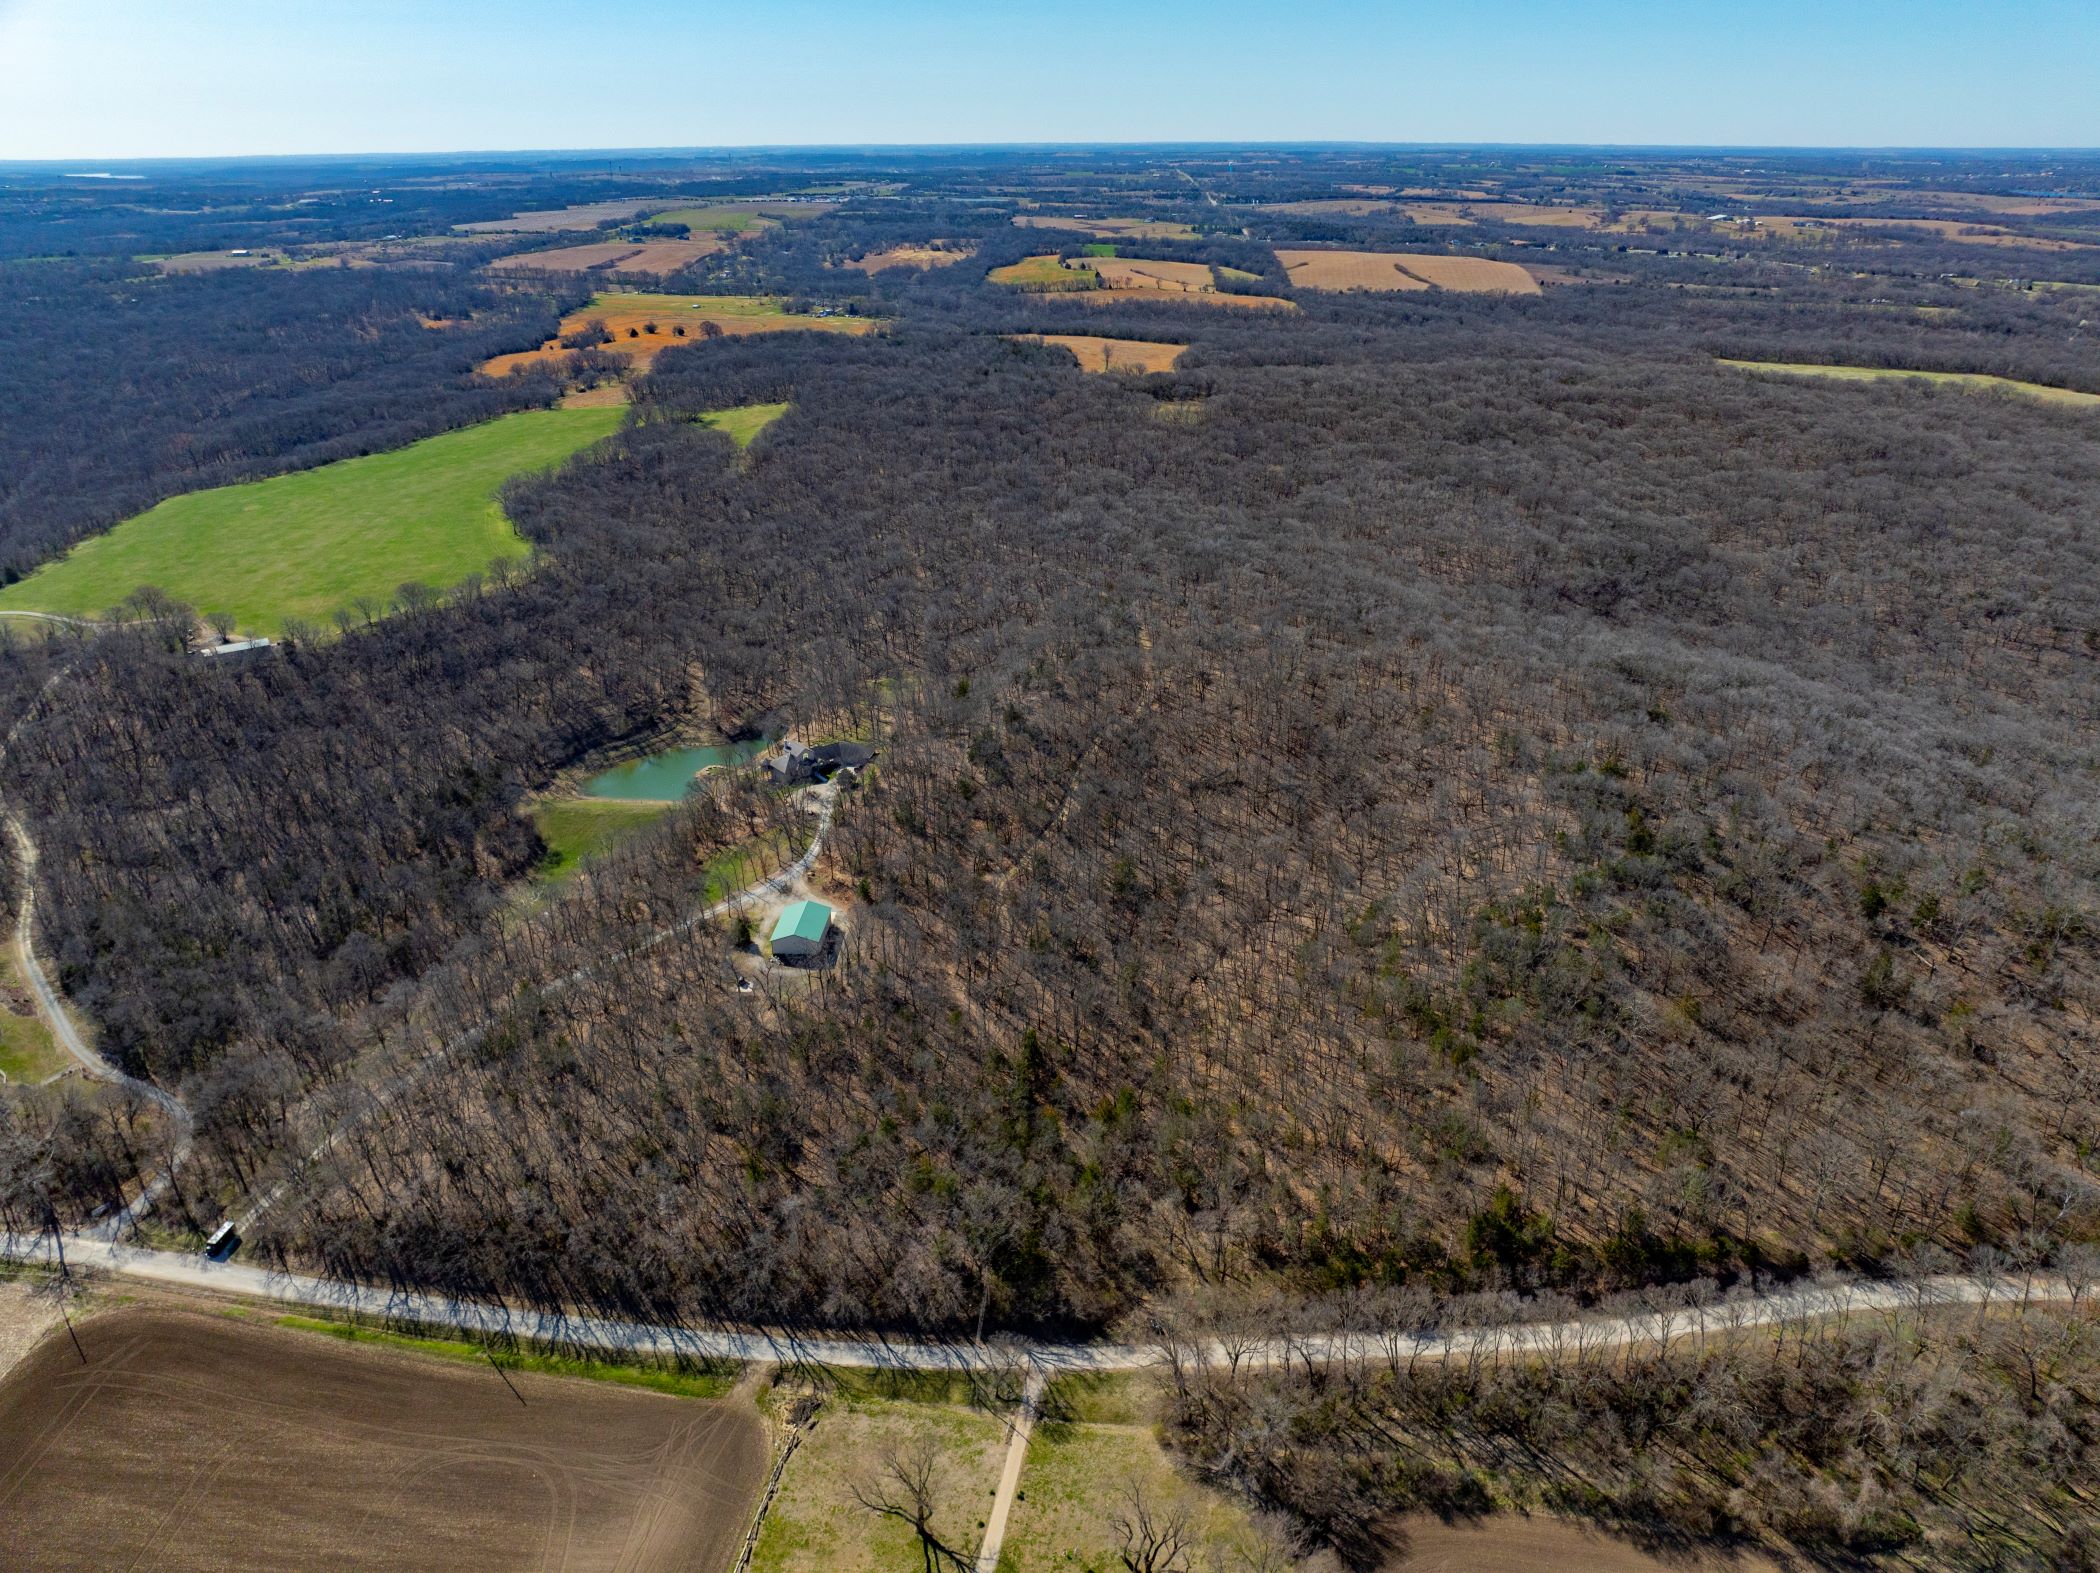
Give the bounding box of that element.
[769,899,833,947]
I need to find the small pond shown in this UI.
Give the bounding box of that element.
[580,738,771,801]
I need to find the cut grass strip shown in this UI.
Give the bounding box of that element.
[0,407,623,635]
[1719,359,2100,408]
[275,1314,738,1397]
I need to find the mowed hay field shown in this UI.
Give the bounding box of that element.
[1719,358,2100,407]
[489,237,724,276]
[1278,248,1542,295]
[1010,334,1187,373]
[483,292,879,377]
[0,406,623,634]
[0,1308,766,1573]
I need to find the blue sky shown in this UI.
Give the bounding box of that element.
[1,0,2094,159]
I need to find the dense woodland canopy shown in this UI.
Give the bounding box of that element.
[0,151,2096,1350]
[1,145,2098,1569]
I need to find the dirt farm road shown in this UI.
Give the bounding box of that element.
[0,1230,2077,1378]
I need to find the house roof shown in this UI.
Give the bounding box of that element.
[769,899,833,946]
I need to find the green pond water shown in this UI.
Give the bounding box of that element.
[580,739,770,801]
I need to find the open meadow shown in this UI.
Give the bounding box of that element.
[0,406,622,634]
[0,1307,765,1572]
[481,292,878,376]
[1013,214,1199,240]
[840,243,975,272]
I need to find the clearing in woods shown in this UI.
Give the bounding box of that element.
[457,198,688,233]
[1277,248,1543,295]
[998,1375,1266,1572]
[529,798,670,886]
[0,1307,766,1573]
[1008,334,1187,374]
[750,1372,1008,1573]
[1718,359,2100,407]
[0,406,623,635]
[482,292,879,377]
[698,402,791,447]
[839,243,976,272]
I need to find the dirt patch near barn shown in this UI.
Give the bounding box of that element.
[1008,334,1187,373]
[1278,248,1542,295]
[0,1306,766,1572]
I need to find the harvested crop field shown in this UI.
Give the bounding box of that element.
[0,1308,765,1572]
[457,198,686,234]
[1091,257,1218,293]
[482,291,878,376]
[988,253,1099,290]
[1277,248,1542,295]
[1009,334,1187,373]
[840,243,975,272]
[1013,214,1198,240]
[1383,1515,1780,1572]
[489,237,723,275]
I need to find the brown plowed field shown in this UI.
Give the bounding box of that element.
[1009,334,1186,373]
[0,1308,765,1572]
[1068,288,1294,310]
[1277,249,1542,295]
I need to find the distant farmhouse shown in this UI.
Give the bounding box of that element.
[764,739,874,786]
[769,899,833,960]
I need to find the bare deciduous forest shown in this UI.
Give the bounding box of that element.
[1,145,2098,1566]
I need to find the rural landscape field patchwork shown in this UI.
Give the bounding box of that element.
[4,77,2100,1573]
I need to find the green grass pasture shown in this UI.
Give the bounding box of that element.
[0,407,623,634]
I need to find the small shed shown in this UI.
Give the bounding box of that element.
[768,899,833,960]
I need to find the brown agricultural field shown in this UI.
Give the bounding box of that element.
[457,198,686,234]
[1277,248,1542,295]
[1382,1516,1782,1572]
[1013,214,1199,240]
[841,243,976,272]
[1008,334,1187,374]
[0,1308,766,1572]
[1076,287,1295,310]
[1816,216,2094,250]
[488,237,724,276]
[1091,257,1219,293]
[481,292,878,377]
[1259,198,1396,217]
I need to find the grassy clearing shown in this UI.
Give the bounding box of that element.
[274,1314,739,1398]
[989,254,1100,291]
[1000,1410,1261,1572]
[651,205,774,234]
[1008,334,1186,375]
[528,798,671,886]
[1719,359,2100,408]
[0,407,622,636]
[753,1390,1008,1573]
[1080,242,1117,257]
[699,401,791,448]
